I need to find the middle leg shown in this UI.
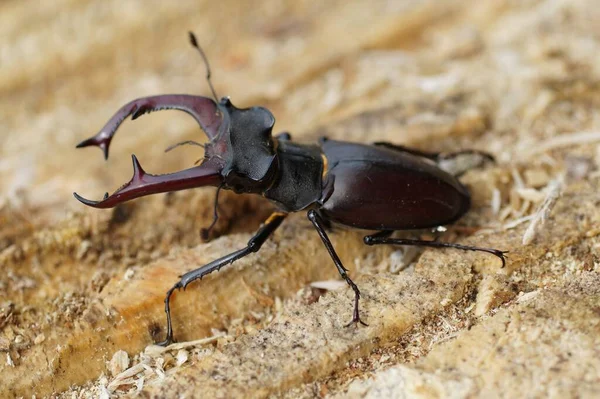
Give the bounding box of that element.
[307,210,367,326]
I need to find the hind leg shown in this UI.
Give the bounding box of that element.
[373,142,495,163]
[363,232,507,267]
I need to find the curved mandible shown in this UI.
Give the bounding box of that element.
[76,95,222,159]
[73,155,224,208]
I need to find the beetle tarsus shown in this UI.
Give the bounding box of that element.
[493,250,509,268]
[344,278,368,327]
[157,282,182,347]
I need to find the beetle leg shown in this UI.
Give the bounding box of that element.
[373,141,496,162]
[373,142,495,177]
[373,142,442,160]
[373,142,496,163]
[363,234,508,268]
[200,184,223,241]
[76,95,222,160]
[437,149,495,163]
[156,212,287,346]
[307,210,368,327]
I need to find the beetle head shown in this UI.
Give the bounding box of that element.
[73,32,278,208]
[74,94,277,208]
[215,98,277,193]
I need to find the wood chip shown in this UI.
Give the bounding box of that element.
[522,179,563,245]
[109,350,130,377]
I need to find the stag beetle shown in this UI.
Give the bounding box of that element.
[74,33,506,346]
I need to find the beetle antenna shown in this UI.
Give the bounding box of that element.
[188,32,219,102]
[164,140,205,153]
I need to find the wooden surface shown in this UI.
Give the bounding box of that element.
[1,0,599,397]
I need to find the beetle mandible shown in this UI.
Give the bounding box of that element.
[74,32,507,346]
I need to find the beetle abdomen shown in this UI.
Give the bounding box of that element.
[320,140,470,230]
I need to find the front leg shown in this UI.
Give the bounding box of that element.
[307,210,367,327]
[157,211,287,346]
